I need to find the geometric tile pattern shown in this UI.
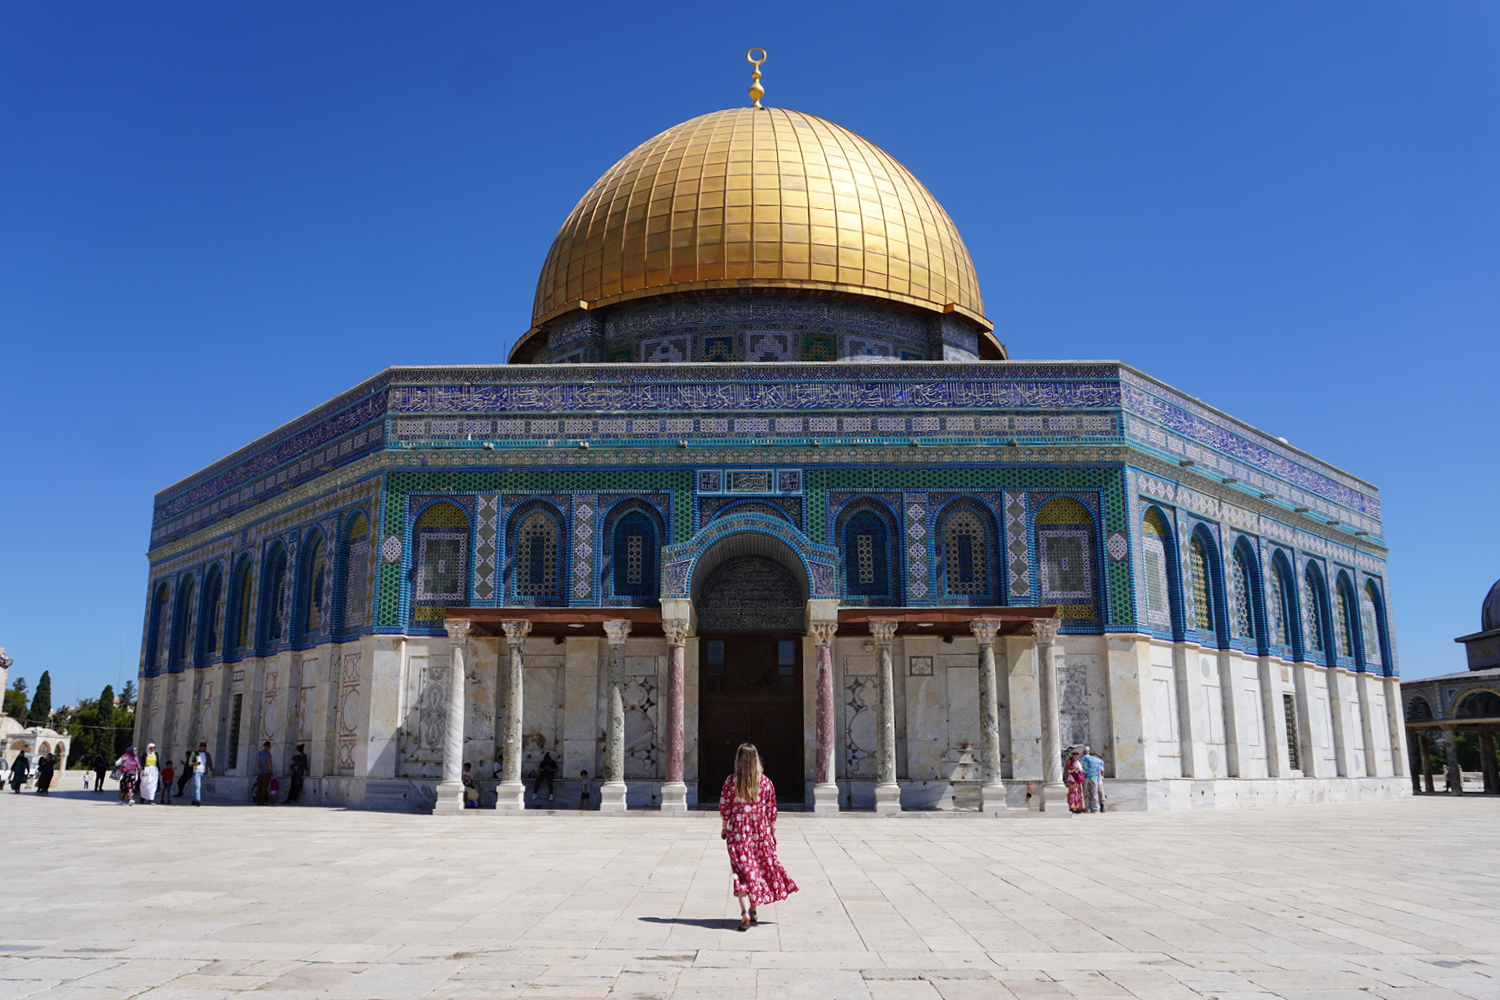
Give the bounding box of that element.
[1004,490,1030,600]
[902,493,930,603]
[472,494,499,602]
[571,494,596,601]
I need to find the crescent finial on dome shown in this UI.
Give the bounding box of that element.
[747,48,766,108]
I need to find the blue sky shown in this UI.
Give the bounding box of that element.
[2,3,1496,706]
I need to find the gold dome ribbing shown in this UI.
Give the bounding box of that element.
[531,108,987,330]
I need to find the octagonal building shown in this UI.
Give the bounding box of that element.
[135,101,1409,813]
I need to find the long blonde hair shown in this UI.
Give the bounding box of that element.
[733,743,763,803]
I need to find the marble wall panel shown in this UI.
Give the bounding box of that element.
[842,652,878,778]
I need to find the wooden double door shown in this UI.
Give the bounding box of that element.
[698,634,805,804]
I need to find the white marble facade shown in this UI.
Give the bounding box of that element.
[135,625,1409,811]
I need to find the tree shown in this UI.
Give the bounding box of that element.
[117,680,136,712]
[27,671,52,726]
[4,676,27,720]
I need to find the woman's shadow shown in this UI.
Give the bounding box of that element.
[638,916,768,930]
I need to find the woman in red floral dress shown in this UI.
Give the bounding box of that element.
[719,743,798,931]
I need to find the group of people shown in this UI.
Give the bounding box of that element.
[109,741,213,806]
[252,741,310,804]
[1063,745,1107,813]
[455,752,594,810]
[2,750,58,794]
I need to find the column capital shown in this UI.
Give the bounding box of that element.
[602,619,633,645]
[868,618,899,646]
[663,619,691,647]
[1031,617,1061,644]
[970,618,1003,645]
[442,619,472,643]
[809,621,839,647]
[500,619,533,643]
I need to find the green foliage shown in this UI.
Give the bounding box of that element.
[117,680,137,712]
[2,687,24,720]
[27,671,51,725]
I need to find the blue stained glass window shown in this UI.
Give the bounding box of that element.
[843,510,889,597]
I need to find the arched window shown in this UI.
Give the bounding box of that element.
[1035,496,1096,619]
[198,563,223,664]
[1361,581,1384,668]
[170,575,195,671]
[260,545,289,650]
[230,558,254,652]
[302,532,328,637]
[1232,547,1256,641]
[937,504,996,600]
[1140,509,1175,631]
[1335,576,1356,660]
[414,502,470,605]
[612,509,659,599]
[1457,690,1500,719]
[1188,535,1215,633]
[145,582,170,675]
[1269,554,1294,648]
[842,508,892,599]
[514,508,560,599]
[1302,563,1325,654]
[1405,695,1433,722]
[341,511,372,634]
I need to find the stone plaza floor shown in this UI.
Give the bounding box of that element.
[2,789,1498,1000]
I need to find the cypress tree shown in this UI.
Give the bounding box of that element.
[27,671,51,725]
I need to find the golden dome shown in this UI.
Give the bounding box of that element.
[530,107,989,332]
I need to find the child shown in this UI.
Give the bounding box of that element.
[160,760,175,804]
[462,762,479,808]
[579,769,591,811]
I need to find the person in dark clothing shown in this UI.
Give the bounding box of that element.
[176,757,193,798]
[34,753,55,794]
[254,741,274,805]
[533,752,559,802]
[10,751,30,793]
[286,744,309,803]
[92,753,107,791]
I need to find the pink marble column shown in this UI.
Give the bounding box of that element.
[661,620,690,814]
[810,621,839,813]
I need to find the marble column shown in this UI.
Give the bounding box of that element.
[1407,727,1422,795]
[1479,725,1499,795]
[600,619,631,813]
[1033,617,1070,816]
[661,619,690,814]
[971,618,1007,815]
[496,619,531,813]
[869,619,901,814]
[1419,730,1435,793]
[810,620,839,814]
[433,620,471,815]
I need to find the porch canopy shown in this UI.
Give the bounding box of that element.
[444,605,1058,638]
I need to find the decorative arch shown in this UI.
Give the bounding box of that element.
[1362,579,1392,674]
[196,562,224,666]
[298,527,330,642]
[710,500,793,525]
[144,580,171,677]
[168,573,196,672]
[835,498,899,603]
[1302,560,1331,660]
[227,556,254,655]
[1139,506,1182,637]
[412,501,473,616]
[1405,695,1433,722]
[603,498,664,602]
[1268,549,1300,657]
[1034,495,1098,623]
[1186,524,1226,646]
[1456,688,1500,719]
[338,509,374,636]
[661,511,837,602]
[1230,537,1263,649]
[504,499,565,605]
[934,498,1000,604]
[258,543,290,653]
[1334,570,1359,665]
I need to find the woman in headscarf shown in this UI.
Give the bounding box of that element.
[719,743,798,932]
[1064,746,1086,814]
[139,743,160,804]
[115,747,140,805]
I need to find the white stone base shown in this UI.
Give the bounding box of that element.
[1103,775,1411,811]
[659,781,688,815]
[493,780,525,813]
[979,782,1009,816]
[431,780,465,816]
[1038,782,1073,816]
[874,782,902,814]
[598,781,628,813]
[812,782,840,814]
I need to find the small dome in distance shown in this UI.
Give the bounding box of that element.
[1483,579,1500,632]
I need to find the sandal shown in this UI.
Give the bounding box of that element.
[749,907,758,923]
[738,914,751,932]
